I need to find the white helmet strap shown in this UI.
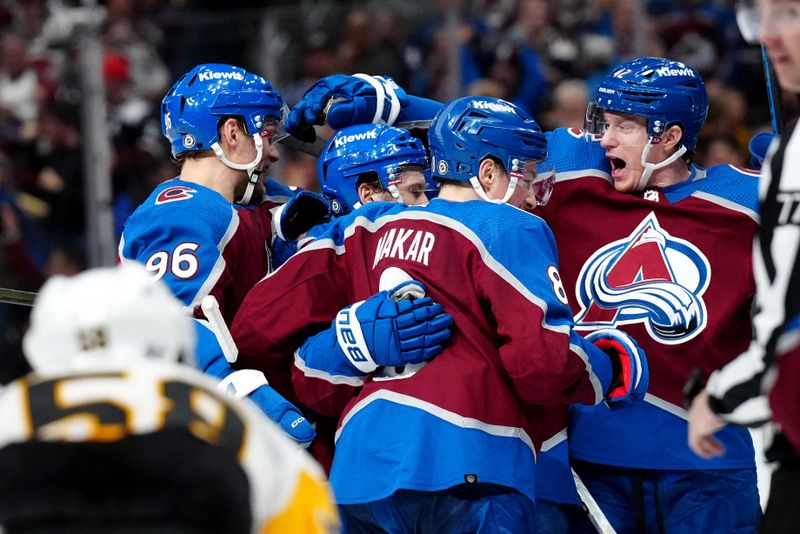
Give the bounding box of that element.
[637,138,687,191]
[211,133,264,205]
[469,174,518,204]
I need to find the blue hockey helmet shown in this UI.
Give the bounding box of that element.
[161,63,286,159]
[317,124,430,215]
[586,57,708,151]
[428,96,550,204]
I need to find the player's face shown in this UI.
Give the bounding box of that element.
[507,179,537,209]
[393,167,431,206]
[368,166,431,206]
[254,124,281,173]
[599,112,650,194]
[758,0,800,92]
[508,160,552,209]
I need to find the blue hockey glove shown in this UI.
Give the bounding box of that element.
[273,189,331,241]
[286,74,409,140]
[219,369,316,446]
[748,131,778,169]
[334,281,453,373]
[585,329,649,408]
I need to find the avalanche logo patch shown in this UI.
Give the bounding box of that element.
[574,213,710,345]
[156,185,197,205]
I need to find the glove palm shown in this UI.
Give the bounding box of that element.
[586,328,649,407]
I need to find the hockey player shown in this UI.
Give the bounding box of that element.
[0,265,339,533]
[118,63,325,445]
[540,57,762,533]
[318,123,434,216]
[272,123,435,267]
[285,57,763,532]
[231,95,648,532]
[269,122,455,469]
[687,1,800,531]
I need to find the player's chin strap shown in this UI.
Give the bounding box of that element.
[211,133,264,205]
[636,139,687,191]
[469,175,519,204]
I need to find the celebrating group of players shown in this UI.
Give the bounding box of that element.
[1,0,798,532]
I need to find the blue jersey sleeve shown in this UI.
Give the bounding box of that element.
[119,184,238,309]
[545,128,609,176]
[454,203,613,406]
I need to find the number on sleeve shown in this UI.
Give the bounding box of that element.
[145,251,169,279]
[172,243,200,279]
[144,242,200,280]
[547,265,570,305]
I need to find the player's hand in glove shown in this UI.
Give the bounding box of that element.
[286,74,409,141]
[585,329,649,407]
[274,189,331,241]
[334,280,453,374]
[220,369,316,446]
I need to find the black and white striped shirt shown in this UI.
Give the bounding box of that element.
[707,119,800,426]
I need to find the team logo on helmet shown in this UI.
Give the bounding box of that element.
[437,160,448,175]
[330,198,342,214]
[183,134,196,149]
[574,213,710,345]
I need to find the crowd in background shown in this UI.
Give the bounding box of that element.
[0,0,797,382]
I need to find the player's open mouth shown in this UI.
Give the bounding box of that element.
[610,157,627,171]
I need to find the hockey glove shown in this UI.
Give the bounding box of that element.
[219,369,316,447]
[748,131,778,169]
[585,329,649,408]
[334,281,453,374]
[272,189,331,242]
[286,74,409,140]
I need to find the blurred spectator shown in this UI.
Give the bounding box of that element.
[698,133,746,168]
[487,39,547,115]
[0,32,40,139]
[20,99,85,242]
[279,151,320,193]
[541,78,588,131]
[703,83,754,159]
[466,77,509,100]
[337,8,404,80]
[103,18,170,103]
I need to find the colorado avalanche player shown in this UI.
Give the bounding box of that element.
[272,123,434,267]
[319,123,434,216]
[538,58,762,532]
[118,64,328,445]
[232,96,648,533]
[282,58,763,531]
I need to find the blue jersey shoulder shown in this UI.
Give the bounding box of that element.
[693,164,760,214]
[126,179,236,243]
[316,198,558,274]
[545,128,609,176]
[663,165,760,214]
[120,179,238,307]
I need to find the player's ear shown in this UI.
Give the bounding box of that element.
[219,118,242,146]
[663,124,684,152]
[358,182,376,204]
[477,158,497,190]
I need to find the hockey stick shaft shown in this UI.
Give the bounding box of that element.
[0,287,36,307]
[572,467,618,534]
[762,45,784,136]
